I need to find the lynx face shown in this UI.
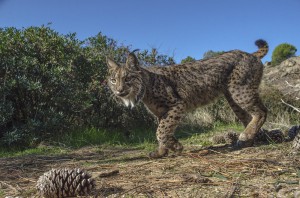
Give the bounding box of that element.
[106,55,144,108]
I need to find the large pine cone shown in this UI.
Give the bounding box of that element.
[288,125,300,140]
[211,131,238,145]
[211,134,226,144]
[223,131,238,145]
[36,168,95,198]
[265,129,285,143]
[255,129,284,143]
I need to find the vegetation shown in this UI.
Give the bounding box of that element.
[203,50,225,59]
[0,25,299,155]
[0,26,173,149]
[181,56,196,64]
[271,43,297,66]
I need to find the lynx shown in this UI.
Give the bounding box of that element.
[106,40,268,158]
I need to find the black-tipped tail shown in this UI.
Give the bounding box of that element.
[253,39,269,59]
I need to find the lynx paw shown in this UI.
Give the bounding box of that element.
[149,148,168,159]
[234,139,254,149]
[170,142,183,154]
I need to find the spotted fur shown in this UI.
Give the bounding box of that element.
[107,40,268,158]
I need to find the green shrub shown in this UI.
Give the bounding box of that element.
[0,26,174,148]
[271,43,297,66]
[203,50,225,59]
[181,56,196,64]
[0,26,85,147]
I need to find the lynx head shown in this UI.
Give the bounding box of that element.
[106,50,144,108]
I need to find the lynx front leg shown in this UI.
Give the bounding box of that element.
[149,103,185,158]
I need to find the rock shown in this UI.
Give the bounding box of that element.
[263,56,300,100]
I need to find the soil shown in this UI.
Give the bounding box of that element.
[0,143,299,198]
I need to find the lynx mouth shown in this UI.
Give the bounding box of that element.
[118,92,129,97]
[115,91,130,97]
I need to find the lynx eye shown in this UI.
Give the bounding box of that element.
[110,78,117,85]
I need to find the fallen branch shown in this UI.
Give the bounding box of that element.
[281,99,300,113]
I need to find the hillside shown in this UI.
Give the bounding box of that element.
[263,56,300,101]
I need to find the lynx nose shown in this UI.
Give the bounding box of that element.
[116,86,124,93]
[115,87,127,96]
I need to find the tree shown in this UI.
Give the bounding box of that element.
[203,50,224,59]
[181,56,196,64]
[137,48,175,66]
[272,43,297,66]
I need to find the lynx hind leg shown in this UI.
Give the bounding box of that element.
[227,88,267,148]
[237,100,267,147]
[149,104,185,158]
[224,92,252,127]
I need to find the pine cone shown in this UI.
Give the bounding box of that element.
[211,134,226,144]
[288,125,300,140]
[265,129,285,143]
[223,131,238,145]
[211,131,238,145]
[36,168,95,198]
[292,131,300,152]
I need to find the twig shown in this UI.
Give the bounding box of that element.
[266,121,290,128]
[223,177,240,198]
[285,81,300,88]
[98,169,120,178]
[237,158,283,166]
[223,185,238,198]
[118,184,145,196]
[281,99,300,113]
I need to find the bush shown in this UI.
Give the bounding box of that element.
[271,43,297,66]
[203,50,224,59]
[181,56,196,64]
[0,26,174,147]
[0,26,86,147]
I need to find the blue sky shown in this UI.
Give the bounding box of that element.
[0,0,299,63]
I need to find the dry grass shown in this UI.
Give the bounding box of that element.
[0,142,299,198]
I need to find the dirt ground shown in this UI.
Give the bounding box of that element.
[0,143,299,198]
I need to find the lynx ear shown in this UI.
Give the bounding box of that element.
[106,57,119,71]
[126,49,140,70]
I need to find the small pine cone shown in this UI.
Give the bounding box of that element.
[265,129,285,143]
[211,135,226,144]
[292,131,300,152]
[254,129,268,143]
[36,168,95,198]
[223,131,238,145]
[288,125,300,140]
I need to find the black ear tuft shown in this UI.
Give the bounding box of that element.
[126,49,140,70]
[131,49,140,54]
